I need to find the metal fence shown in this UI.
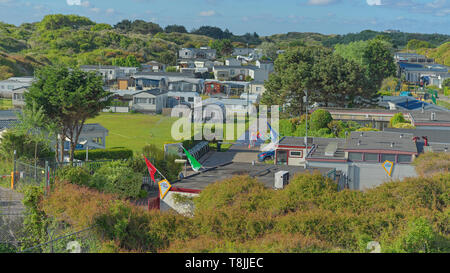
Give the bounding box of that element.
[19,226,101,253]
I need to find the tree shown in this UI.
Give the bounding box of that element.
[443,78,450,88]
[311,54,369,107]
[191,26,226,39]
[262,46,331,116]
[209,39,233,57]
[158,51,176,66]
[15,102,54,169]
[25,66,111,163]
[362,39,396,90]
[309,109,332,131]
[407,39,433,50]
[260,42,278,60]
[164,24,187,33]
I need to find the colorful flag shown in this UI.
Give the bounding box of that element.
[267,122,279,143]
[144,155,157,183]
[158,179,172,199]
[182,147,202,172]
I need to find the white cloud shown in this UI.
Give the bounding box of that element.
[199,10,216,16]
[66,0,89,7]
[366,0,382,6]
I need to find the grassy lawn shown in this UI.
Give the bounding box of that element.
[87,113,251,153]
[87,113,181,153]
[0,99,13,110]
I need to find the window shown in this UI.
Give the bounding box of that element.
[180,97,185,102]
[188,97,194,102]
[135,98,147,104]
[364,153,379,162]
[381,154,396,163]
[289,151,303,158]
[348,152,363,162]
[256,87,262,92]
[397,154,412,163]
[7,85,14,90]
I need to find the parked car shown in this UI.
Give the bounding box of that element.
[257,150,275,162]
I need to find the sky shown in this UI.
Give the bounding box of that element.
[0,0,449,35]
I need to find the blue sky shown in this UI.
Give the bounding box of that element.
[0,0,449,35]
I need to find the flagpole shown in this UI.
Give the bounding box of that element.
[142,154,168,181]
[179,144,206,171]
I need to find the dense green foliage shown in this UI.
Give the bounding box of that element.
[416,42,450,66]
[56,166,91,186]
[91,161,142,198]
[127,144,182,182]
[33,170,450,253]
[0,130,52,160]
[309,109,333,131]
[278,113,361,138]
[389,113,408,127]
[262,46,372,115]
[25,65,111,162]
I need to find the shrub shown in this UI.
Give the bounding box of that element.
[73,148,133,161]
[91,161,142,198]
[393,122,415,129]
[56,166,90,186]
[413,152,450,177]
[0,130,53,160]
[310,109,332,131]
[389,113,408,127]
[356,127,380,132]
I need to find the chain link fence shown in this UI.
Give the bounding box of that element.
[19,226,102,253]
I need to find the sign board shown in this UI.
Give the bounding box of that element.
[382,160,394,177]
[158,179,172,199]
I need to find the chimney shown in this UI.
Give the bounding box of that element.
[422,136,428,147]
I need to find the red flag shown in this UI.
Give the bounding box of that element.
[144,155,157,183]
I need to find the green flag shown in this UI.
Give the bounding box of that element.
[182,147,202,172]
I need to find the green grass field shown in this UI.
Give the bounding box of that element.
[87,113,249,153]
[0,99,13,110]
[87,113,180,153]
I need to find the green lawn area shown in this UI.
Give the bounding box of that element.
[0,99,13,110]
[87,113,180,153]
[87,113,250,153]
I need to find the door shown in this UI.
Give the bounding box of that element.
[276,150,288,165]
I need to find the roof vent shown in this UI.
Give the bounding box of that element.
[390,142,394,148]
[357,140,361,146]
[400,134,403,139]
[445,147,448,153]
[360,132,364,137]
